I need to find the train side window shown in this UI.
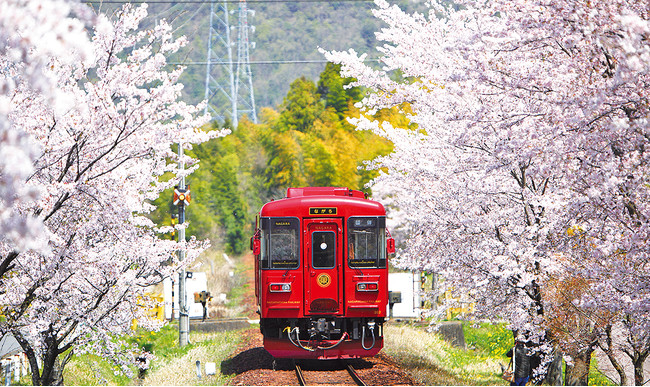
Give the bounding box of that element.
[348,217,386,269]
[312,231,336,269]
[261,217,300,269]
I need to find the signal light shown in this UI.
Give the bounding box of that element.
[357,282,378,291]
[269,283,291,292]
[173,187,191,206]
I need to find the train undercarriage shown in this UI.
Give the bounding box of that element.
[260,317,385,359]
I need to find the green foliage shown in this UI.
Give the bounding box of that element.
[261,63,395,196]
[63,326,181,386]
[262,129,306,190]
[317,62,362,119]
[589,356,615,386]
[130,323,192,359]
[463,322,512,358]
[278,77,322,133]
[184,120,258,255]
[303,133,338,186]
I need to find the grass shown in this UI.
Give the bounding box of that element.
[63,323,241,386]
[64,354,135,386]
[142,331,239,386]
[383,323,506,385]
[588,356,614,386]
[59,319,616,386]
[463,322,512,358]
[384,321,615,386]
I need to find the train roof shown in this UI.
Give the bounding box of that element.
[260,187,386,217]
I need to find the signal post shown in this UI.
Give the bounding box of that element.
[174,143,192,346]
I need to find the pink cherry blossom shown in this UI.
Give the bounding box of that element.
[1,4,226,384]
[326,0,649,383]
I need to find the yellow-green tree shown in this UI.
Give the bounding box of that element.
[151,64,402,255]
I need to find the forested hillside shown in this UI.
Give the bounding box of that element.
[150,63,412,254]
[89,0,426,110]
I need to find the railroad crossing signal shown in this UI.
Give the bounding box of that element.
[173,187,191,206]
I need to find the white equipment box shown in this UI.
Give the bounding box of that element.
[388,272,421,318]
[163,272,208,319]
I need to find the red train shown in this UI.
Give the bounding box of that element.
[251,187,395,359]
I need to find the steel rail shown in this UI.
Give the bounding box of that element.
[294,361,307,386]
[346,364,367,386]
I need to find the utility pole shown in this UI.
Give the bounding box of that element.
[174,143,192,346]
[170,210,177,322]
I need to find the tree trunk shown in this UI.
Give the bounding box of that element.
[14,329,66,386]
[25,352,65,385]
[601,325,628,385]
[38,357,65,386]
[564,349,593,386]
[603,350,628,386]
[545,349,563,386]
[633,354,648,386]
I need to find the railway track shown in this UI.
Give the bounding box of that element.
[294,360,367,386]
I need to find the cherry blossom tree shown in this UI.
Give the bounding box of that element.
[325,0,649,384]
[0,0,94,253]
[0,4,225,385]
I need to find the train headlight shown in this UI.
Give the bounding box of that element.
[269,283,291,292]
[356,282,378,291]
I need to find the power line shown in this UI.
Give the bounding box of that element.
[85,0,374,3]
[87,0,381,121]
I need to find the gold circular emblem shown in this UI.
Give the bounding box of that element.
[317,273,331,288]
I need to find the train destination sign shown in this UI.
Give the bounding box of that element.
[309,207,337,215]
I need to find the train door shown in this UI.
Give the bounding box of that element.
[304,219,343,315]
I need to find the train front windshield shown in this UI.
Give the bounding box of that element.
[261,217,300,269]
[347,217,386,269]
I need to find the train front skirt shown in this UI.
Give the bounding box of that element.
[263,336,384,359]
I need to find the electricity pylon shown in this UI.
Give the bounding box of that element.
[234,0,257,125]
[203,0,257,127]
